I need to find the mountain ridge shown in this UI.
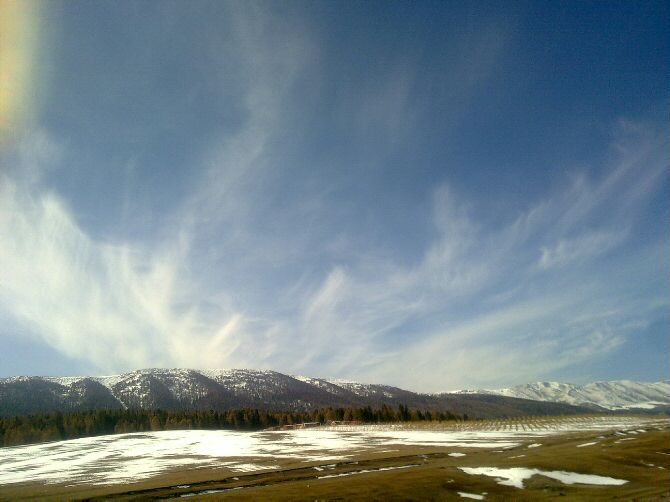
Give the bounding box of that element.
[453,379,670,411]
[1,368,667,417]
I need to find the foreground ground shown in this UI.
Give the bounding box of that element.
[0,416,667,500]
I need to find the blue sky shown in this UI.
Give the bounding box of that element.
[0,1,667,390]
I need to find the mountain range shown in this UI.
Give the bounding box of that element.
[459,379,670,411]
[1,368,667,418]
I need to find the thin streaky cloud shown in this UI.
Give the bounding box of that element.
[0,2,667,388]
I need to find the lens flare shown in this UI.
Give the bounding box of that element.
[0,0,41,147]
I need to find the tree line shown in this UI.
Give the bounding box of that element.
[0,405,465,447]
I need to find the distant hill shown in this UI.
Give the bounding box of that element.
[0,368,593,418]
[452,379,670,412]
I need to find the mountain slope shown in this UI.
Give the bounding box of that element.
[1,369,656,418]
[465,380,670,411]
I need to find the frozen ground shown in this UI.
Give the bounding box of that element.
[0,416,665,486]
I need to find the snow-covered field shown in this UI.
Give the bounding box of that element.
[0,416,665,486]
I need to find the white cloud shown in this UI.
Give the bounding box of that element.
[538,229,627,270]
[0,5,666,390]
[3,114,665,387]
[0,163,248,372]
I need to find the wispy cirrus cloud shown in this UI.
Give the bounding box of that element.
[0,4,666,389]
[248,119,667,389]
[538,229,627,270]
[1,108,666,389]
[0,3,317,374]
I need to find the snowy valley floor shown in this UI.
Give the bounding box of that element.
[0,415,668,500]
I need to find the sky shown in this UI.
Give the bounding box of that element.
[0,0,668,391]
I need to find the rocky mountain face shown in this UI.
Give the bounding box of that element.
[459,379,670,411]
[2,368,659,418]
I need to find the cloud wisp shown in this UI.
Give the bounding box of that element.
[0,5,667,390]
[1,117,665,389]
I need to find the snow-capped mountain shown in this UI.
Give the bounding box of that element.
[464,380,670,411]
[1,369,663,417]
[0,369,430,416]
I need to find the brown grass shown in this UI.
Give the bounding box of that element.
[1,420,668,501]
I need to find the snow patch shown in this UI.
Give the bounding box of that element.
[459,467,627,489]
[458,492,485,500]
